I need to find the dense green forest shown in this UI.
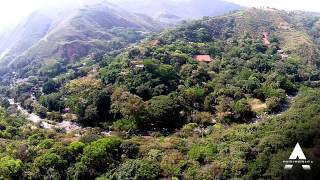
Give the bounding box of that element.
[1,8,320,179]
[2,88,320,179]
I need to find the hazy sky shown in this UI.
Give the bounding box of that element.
[0,0,82,28]
[226,0,320,12]
[0,0,319,29]
[0,0,52,28]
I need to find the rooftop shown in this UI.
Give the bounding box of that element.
[193,55,213,63]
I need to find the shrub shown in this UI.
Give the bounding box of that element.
[188,144,218,163]
[160,150,186,177]
[114,159,139,179]
[68,141,86,156]
[112,118,138,132]
[37,139,55,149]
[76,137,122,178]
[179,123,197,137]
[80,128,104,144]
[47,112,63,122]
[233,99,253,121]
[137,160,160,180]
[191,112,214,125]
[120,141,139,158]
[266,97,282,111]
[114,160,160,180]
[0,156,23,179]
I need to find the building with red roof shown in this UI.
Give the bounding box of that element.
[193,55,213,63]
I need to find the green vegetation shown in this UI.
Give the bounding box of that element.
[1,8,320,179]
[0,88,319,179]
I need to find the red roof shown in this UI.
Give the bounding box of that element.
[193,55,213,62]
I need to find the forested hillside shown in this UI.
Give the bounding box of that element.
[0,1,164,78]
[0,8,320,179]
[0,0,242,80]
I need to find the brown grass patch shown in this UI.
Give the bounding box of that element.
[249,98,267,111]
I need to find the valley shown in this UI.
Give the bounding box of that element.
[0,1,320,179]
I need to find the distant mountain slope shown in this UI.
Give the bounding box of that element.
[0,26,13,56]
[286,11,320,45]
[223,8,319,61]
[0,0,243,76]
[0,1,164,74]
[154,8,320,63]
[108,0,242,23]
[0,11,54,60]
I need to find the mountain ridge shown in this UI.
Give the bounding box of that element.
[0,2,165,73]
[0,0,242,72]
[1,7,320,180]
[153,7,320,63]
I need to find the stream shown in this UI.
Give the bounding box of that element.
[8,99,82,133]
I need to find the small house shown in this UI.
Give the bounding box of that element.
[193,55,213,63]
[130,60,144,68]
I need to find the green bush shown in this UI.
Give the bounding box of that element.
[113,118,138,132]
[47,112,63,122]
[69,137,122,178]
[0,156,23,179]
[114,160,160,180]
[188,144,218,163]
[266,96,282,111]
[137,160,160,180]
[68,141,86,156]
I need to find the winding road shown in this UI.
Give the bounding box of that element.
[8,99,82,133]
